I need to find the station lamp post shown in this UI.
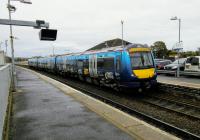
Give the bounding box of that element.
[121,20,124,48]
[170,16,182,77]
[52,45,55,56]
[7,0,32,91]
[170,16,181,43]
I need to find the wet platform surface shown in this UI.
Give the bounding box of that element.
[11,68,134,140]
[157,75,200,89]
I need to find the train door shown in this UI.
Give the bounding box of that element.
[61,56,64,72]
[89,55,93,77]
[94,55,97,77]
[89,54,97,77]
[46,59,48,69]
[116,55,121,74]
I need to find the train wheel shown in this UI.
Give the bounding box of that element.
[93,79,100,86]
[86,77,92,83]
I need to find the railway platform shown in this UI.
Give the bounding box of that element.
[157,75,200,89]
[11,67,179,140]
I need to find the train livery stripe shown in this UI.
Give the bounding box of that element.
[133,68,155,79]
[129,48,151,53]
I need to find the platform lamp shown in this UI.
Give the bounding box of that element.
[121,20,124,48]
[52,45,55,56]
[170,16,182,77]
[7,0,32,91]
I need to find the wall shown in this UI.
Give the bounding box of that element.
[0,64,11,139]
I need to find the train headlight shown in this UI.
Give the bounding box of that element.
[131,72,136,77]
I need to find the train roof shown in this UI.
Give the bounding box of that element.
[87,38,131,51]
[29,39,150,59]
[54,43,149,57]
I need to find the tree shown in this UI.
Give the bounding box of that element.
[180,51,198,58]
[151,41,168,58]
[167,50,177,57]
[198,48,200,55]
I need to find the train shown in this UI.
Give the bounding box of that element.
[28,43,157,91]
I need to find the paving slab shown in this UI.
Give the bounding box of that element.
[157,75,200,89]
[12,68,134,140]
[12,67,180,140]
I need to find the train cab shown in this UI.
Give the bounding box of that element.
[120,45,157,89]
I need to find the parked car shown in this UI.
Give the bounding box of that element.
[164,58,186,71]
[185,56,200,72]
[155,59,172,70]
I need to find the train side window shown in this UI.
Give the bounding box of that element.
[83,59,89,68]
[89,58,92,69]
[74,59,77,66]
[103,57,114,70]
[69,59,73,66]
[66,59,69,66]
[97,58,104,69]
[77,60,83,68]
[116,56,121,71]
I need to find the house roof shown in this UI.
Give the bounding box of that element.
[87,38,131,51]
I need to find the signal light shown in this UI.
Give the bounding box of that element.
[39,29,57,41]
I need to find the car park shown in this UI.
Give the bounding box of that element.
[164,58,186,71]
[155,59,172,70]
[185,56,200,72]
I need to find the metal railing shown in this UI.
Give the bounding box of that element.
[157,70,200,77]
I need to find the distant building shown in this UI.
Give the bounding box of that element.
[87,38,131,51]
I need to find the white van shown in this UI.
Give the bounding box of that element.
[185,56,200,72]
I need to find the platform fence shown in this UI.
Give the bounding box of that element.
[0,64,11,139]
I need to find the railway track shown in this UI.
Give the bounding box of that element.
[142,95,200,120]
[149,94,200,108]
[26,68,200,140]
[158,83,200,98]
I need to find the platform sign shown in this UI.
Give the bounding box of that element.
[39,29,57,41]
[172,42,183,52]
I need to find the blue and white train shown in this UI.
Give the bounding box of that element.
[28,44,157,91]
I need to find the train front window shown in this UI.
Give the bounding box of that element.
[130,52,154,69]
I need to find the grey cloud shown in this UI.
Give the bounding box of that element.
[1,0,200,57]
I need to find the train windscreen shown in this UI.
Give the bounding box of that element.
[130,52,154,69]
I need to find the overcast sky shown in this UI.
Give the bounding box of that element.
[0,0,200,57]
